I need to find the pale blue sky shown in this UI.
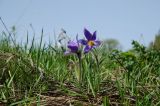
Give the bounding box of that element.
[0,0,160,50]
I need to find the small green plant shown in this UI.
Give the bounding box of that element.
[64,28,101,97]
[109,40,160,105]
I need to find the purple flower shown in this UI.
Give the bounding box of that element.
[79,28,101,53]
[64,40,79,55]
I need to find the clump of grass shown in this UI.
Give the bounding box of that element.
[0,28,159,106]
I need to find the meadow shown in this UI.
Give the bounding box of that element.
[0,28,160,106]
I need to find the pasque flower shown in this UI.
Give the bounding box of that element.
[64,37,82,82]
[64,40,79,55]
[79,28,101,53]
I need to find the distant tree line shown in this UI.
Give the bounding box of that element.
[149,31,160,50]
[101,38,122,53]
[102,30,160,52]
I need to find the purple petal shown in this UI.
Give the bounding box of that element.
[94,40,101,47]
[91,31,97,40]
[64,51,72,55]
[78,39,87,45]
[84,28,92,40]
[84,45,92,53]
[68,41,78,47]
[68,45,78,52]
[68,41,78,52]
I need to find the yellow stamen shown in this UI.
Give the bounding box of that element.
[88,40,95,46]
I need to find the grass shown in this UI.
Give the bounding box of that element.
[0,29,160,106]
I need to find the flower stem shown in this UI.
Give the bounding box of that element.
[77,52,82,84]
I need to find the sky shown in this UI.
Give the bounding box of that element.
[0,0,160,50]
